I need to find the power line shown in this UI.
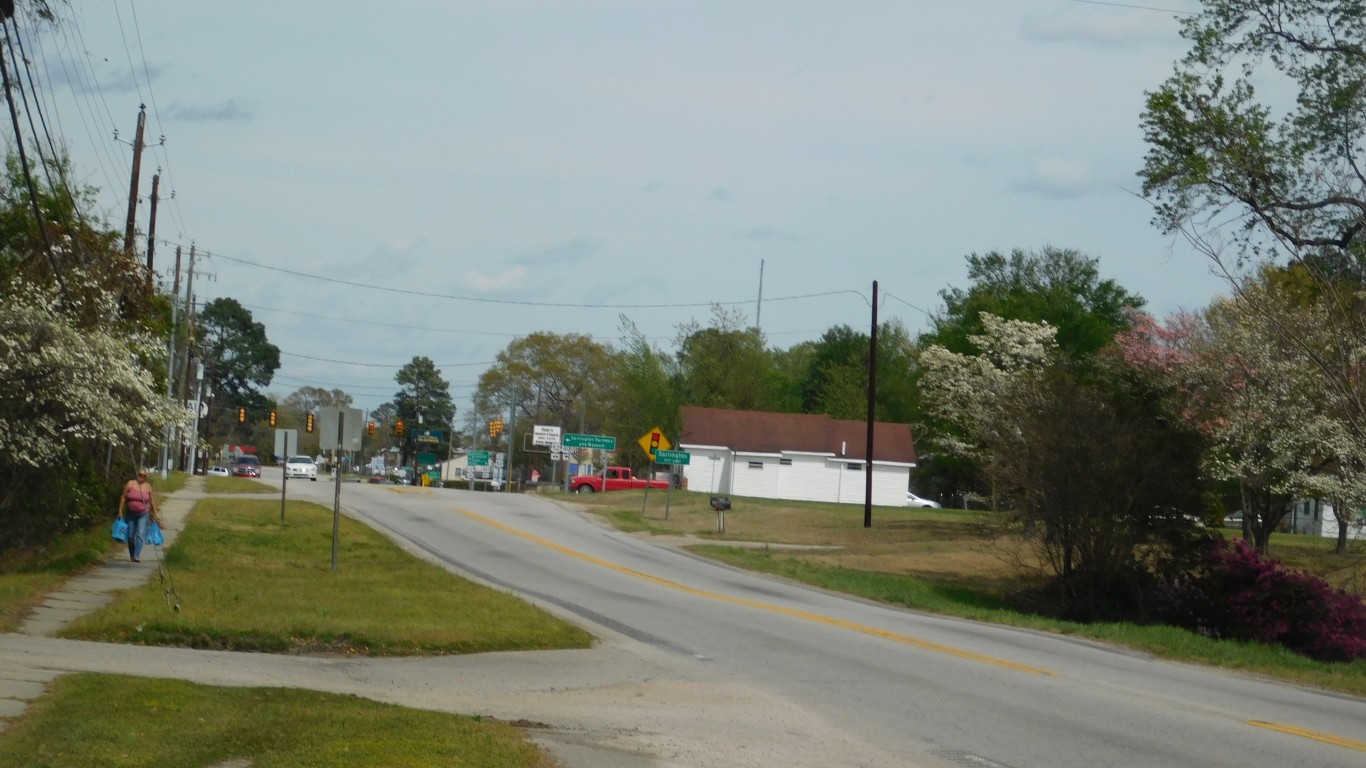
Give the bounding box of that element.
[280,351,497,369]
[189,244,864,310]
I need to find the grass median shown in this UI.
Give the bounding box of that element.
[560,487,1366,696]
[60,496,594,654]
[0,673,554,768]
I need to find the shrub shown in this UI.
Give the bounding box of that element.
[1166,538,1366,663]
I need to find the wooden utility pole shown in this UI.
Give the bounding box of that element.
[144,173,159,292]
[122,105,146,257]
[864,280,878,528]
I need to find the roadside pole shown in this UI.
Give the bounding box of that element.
[331,412,344,571]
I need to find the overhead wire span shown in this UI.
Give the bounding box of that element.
[193,246,864,310]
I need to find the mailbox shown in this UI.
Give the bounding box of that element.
[709,496,731,512]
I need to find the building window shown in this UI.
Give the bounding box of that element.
[779,458,792,466]
[748,461,764,470]
[847,462,862,471]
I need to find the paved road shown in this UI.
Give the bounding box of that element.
[282,473,1366,768]
[4,472,1364,767]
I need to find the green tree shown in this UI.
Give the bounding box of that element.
[393,356,455,472]
[473,332,612,478]
[801,321,919,423]
[922,315,1206,618]
[603,319,678,468]
[1140,1,1366,265]
[674,305,771,411]
[0,151,181,550]
[198,298,280,447]
[925,247,1143,358]
[277,387,352,455]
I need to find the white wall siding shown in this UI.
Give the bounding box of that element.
[681,443,911,506]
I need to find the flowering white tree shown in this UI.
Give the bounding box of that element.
[0,275,186,467]
[920,312,1059,471]
[921,312,1210,617]
[1119,283,1366,553]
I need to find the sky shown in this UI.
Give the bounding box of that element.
[24,0,1225,421]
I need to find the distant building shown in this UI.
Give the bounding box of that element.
[677,406,917,506]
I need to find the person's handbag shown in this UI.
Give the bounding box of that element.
[111,517,129,542]
[146,521,164,546]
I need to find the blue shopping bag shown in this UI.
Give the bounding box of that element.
[111,517,128,542]
[146,521,164,546]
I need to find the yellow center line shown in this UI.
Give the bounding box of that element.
[454,506,1054,676]
[1248,721,1366,752]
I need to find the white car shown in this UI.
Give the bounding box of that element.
[906,491,941,509]
[207,465,230,477]
[284,455,318,481]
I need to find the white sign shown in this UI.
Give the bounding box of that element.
[533,425,562,446]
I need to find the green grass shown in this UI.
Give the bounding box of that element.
[0,673,554,768]
[0,527,113,633]
[697,545,1366,697]
[205,475,275,493]
[60,497,595,655]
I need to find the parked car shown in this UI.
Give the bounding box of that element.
[906,491,941,509]
[207,465,230,477]
[232,455,261,478]
[1224,511,1244,527]
[284,455,318,481]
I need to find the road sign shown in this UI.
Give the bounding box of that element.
[415,428,444,444]
[654,448,690,465]
[563,433,616,450]
[533,425,562,446]
[637,427,672,460]
[468,450,490,466]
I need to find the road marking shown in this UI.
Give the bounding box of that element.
[1248,721,1366,752]
[454,506,1054,676]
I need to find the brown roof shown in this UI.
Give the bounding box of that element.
[679,406,917,463]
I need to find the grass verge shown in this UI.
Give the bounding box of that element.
[205,475,275,493]
[0,673,554,768]
[60,496,594,654]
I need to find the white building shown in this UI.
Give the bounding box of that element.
[678,406,918,507]
[1285,499,1366,540]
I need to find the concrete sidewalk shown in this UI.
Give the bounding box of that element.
[0,475,204,732]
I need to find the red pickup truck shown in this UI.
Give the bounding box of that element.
[570,466,670,493]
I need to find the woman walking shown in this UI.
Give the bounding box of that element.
[117,469,160,562]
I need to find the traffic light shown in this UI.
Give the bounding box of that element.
[269,411,277,427]
[488,418,503,438]
[395,419,405,436]
[306,412,315,433]
[367,421,376,436]
[650,431,661,452]
[237,407,246,423]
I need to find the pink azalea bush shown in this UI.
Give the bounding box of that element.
[1167,538,1366,663]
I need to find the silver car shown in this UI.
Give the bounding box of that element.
[284,455,318,481]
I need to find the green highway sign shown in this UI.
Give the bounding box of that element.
[654,449,691,465]
[468,450,490,466]
[562,433,616,450]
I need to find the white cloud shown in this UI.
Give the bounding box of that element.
[1013,157,1102,198]
[465,266,528,293]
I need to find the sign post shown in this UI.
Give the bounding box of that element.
[275,429,298,522]
[654,449,690,519]
[562,433,617,493]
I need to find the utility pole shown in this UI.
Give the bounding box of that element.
[177,245,198,469]
[144,173,159,292]
[864,280,879,528]
[159,243,182,479]
[122,105,146,258]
